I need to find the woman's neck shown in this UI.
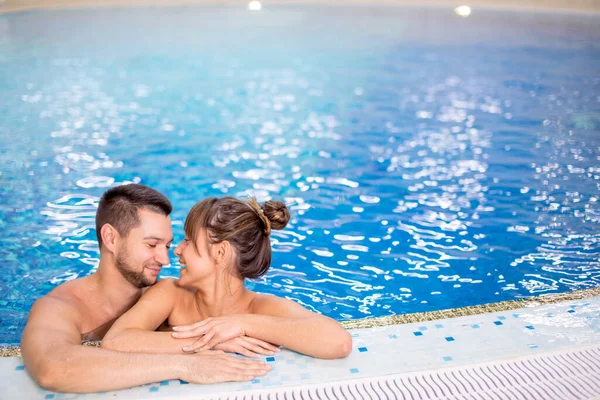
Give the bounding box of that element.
[192,273,253,318]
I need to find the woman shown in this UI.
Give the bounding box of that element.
[102,197,352,359]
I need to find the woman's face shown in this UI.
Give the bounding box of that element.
[174,229,217,285]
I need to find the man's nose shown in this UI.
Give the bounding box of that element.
[156,246,170,265]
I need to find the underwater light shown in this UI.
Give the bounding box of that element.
[455,5,472,17]
[248,1,262,11]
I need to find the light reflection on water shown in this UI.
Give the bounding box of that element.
[0,5,599,343]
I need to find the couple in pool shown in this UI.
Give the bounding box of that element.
[21,184,351,393]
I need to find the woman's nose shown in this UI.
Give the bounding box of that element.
[174,242,183,256]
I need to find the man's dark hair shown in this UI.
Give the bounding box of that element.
[95,184,172,248]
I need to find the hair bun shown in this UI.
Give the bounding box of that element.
[261,200,290,231]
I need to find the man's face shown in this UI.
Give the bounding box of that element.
[115,208,173,288]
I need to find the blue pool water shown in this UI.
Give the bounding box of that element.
[0,5,599,345]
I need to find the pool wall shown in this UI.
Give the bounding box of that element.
[1,0,600,14]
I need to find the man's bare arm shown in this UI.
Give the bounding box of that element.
[21,297,270,393]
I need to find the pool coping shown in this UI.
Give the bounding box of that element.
[2,286,599,357]
[1,0,600,15]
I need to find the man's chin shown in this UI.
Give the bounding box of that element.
[145,278,158,286]
[137,270,158,287]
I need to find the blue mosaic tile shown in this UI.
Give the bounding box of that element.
[179,380,189,385]
[494,321,503,326]
[418,326,427,331]
[45,395,55,399]
[266,357,275,362]
[445,336,455,342]
[471,324,480,329]
[358,347,368,352]
[389,334,398,339]
[159,381,169,386]
[546,313,554,317]
[15,365,24,370]
[497,316,506,320]
[435,324,444,329]
[568,309,576,314]
[286,359,296,364]
[513,313,520,318]
[443,356,452,361]
[413,331,423,337]
[252,379,261,384]
[351,333,360,338]
[525,325,535,330]
[350,368,359,374]
[528,344,538,348]
[149,387,159,393]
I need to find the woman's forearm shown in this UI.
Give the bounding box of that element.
[101,329,196,354]
[243,315,352,359]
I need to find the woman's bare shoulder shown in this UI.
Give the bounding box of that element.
[140,278,187,300]
[249,293,311,317]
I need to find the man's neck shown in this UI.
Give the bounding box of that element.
[91,258,143,315]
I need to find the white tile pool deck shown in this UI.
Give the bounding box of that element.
[1,296,599,399]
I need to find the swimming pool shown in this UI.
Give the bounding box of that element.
[0,4,599,346]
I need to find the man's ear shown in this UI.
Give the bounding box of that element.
[100,224,119,253]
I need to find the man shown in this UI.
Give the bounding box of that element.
[21,184,271,393]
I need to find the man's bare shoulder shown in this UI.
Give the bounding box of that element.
[26,276,98,330]
[43,276,94,312]
[21,280,92,372]
[28,289,83,327]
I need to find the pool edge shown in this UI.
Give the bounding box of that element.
[342,286,600,329]
[2,286,599,357]
[1,0,600,15]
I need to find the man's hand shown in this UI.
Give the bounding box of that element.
[172,316,247,353]
[213,336,280,358]
[181,350,271,383]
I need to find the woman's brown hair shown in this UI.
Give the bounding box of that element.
[184,197,290,279]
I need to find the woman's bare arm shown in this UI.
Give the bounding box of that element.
[101,279,197,353]
[172,294,352,359]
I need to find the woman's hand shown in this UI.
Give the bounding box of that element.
[213,336,280,358]
[172,315,248,353]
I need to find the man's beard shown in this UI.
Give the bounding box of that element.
[115,246,157,288]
